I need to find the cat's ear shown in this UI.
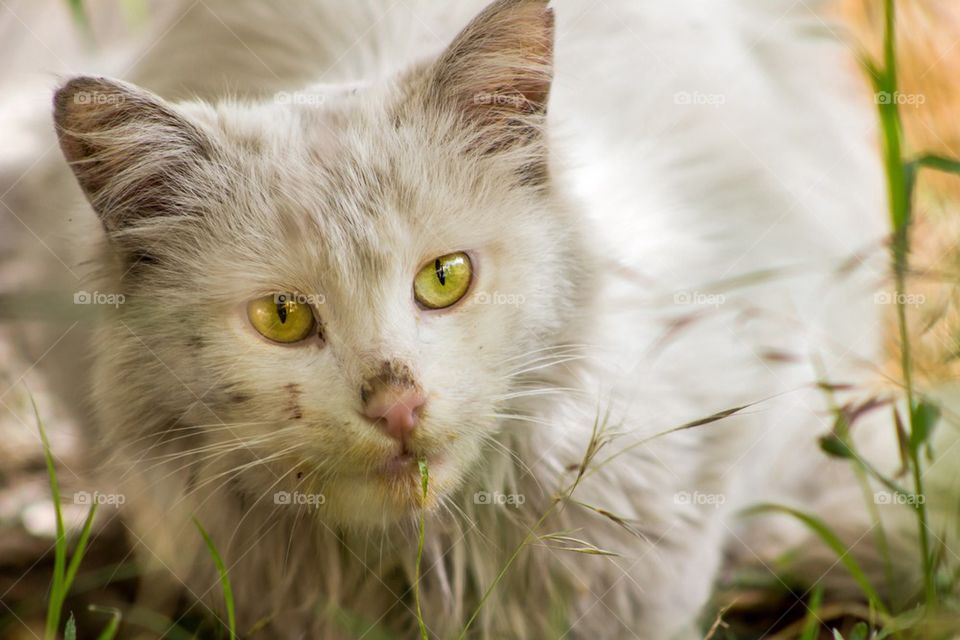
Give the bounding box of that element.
[53,76,217,236]
[425,0,554,154]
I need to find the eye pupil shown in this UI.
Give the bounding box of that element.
[414,252,472,310]
[248,294,315,343]
[435,259,446,286]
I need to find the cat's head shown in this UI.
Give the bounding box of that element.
[54,0,592,527]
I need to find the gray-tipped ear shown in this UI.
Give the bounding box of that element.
[53,76,217,236]
[427,0,554,150]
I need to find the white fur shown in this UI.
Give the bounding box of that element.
[4,1,956,639]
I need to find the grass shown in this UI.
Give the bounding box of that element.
[193,518,237,640]
[866,0,959,614]
[874,0,937,604]
[799,584,825,640]
[88,606,122,640]
[742,505,889,621]
[743,0,960,636]
[415,459,430,640]
[457,409,619,640]
[30,388,107,640]
[28,381,237,639]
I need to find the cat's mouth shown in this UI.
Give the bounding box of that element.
[366,447,448,514]
[379,444,441,480]
[381,450,418,476]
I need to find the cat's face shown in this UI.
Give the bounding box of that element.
[55,0,587,526]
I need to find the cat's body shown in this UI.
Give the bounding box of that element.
[3,1,956,638]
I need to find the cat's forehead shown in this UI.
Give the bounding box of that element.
[210,97,475,280]
[212,83,493,219]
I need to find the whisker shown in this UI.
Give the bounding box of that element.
[282,466,323,572]
[133,429,303,495]
[494,387,587,401]
[496,343,593,365]
[224,460,303,551]
[121,420,282,450]
[506,354,587,378]
[479,434,545,496]
[482,413,556,428]
[182,443,302,508]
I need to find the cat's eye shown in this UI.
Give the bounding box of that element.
[414,252,473,310]
[247,294,316,343]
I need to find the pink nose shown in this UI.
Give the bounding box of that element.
[363,387,425,442]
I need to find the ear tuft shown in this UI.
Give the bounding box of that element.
[53,76,216,235]
[427,0,555,153]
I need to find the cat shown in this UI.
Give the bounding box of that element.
[5,0,959,638]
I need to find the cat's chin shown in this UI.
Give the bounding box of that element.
[316,455,462,529]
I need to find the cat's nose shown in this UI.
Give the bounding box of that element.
[363,387,426,442]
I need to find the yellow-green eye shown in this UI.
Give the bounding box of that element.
[247,294,316,343]
[414,252,473,309]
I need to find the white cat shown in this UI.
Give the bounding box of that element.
[3,0,958,638]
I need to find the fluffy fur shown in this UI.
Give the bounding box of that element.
[3,1,959,638]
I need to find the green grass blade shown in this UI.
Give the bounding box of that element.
[914,154,960,176]
[799,582,824,640]
[64,503,99,597]
[908,400,940,455]
[414,459,429,640]
[89,605,122,640]
[742,504,889,615]
[64,614,76,640]
[849,621,869,640]
[871,0,938,606]
[30,391,67,640]
[192,518,237,640]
